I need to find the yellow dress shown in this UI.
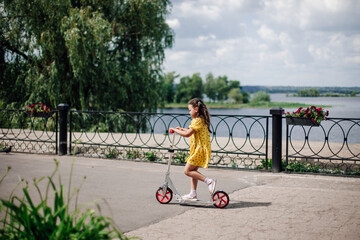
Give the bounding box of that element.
[186,117,211,168]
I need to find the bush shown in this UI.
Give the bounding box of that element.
[173,151,188,164]
[0,159,131,239]
[251,91,271,103]
[144,151,158,162]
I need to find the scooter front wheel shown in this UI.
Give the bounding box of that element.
[156,187,173,204]
[213,190,230,208]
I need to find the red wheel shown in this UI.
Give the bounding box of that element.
[213,190,230,208]
[156,187,173,204]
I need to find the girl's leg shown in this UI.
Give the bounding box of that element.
[191,176,198,191]
[183,163,216,196]
[183,164,205,199]
[184,163,206,185]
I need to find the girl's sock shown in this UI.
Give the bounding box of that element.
[204,178,211,185]
[190,190,197,197]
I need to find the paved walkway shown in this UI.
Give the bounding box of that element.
[1,153,360,240]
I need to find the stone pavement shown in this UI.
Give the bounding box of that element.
[1,153,360,240]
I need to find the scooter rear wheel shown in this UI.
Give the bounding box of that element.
[213,190,230,208]
[156,187,173,204]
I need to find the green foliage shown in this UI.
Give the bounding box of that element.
[296,88,320,97]
[159,72,179,105]
[256,159,286,170]
[1,0,174,112]
[286,161,320,173]
[144,151,158,162]
[228,88,243,103]
[0,159,130,239]
[0,143,6,151]
[173,151,188,164]
[251,91,271,103]
[172,72,246,104]
[126,149,141,160]
[242,91,250,103]
[104,148,121,159]
[175,73,203,103]
[204,73,217,102]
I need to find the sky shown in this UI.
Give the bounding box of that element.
[163,0,360,87]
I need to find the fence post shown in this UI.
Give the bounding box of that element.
[270,107,283,172]
[58,104,70,155]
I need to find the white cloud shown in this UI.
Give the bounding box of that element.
[165,0,360,86]
[177,1,221,20]
[166,18,180,29]
[257,25,278,42]
[198,34,216,41]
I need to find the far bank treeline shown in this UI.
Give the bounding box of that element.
[159,72,250,106]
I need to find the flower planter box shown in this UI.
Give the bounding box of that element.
[286,117,320,127]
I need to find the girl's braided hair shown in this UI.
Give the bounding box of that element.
[188,98,212,133]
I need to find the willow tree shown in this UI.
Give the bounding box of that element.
[0,0,174,112]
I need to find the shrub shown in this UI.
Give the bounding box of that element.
[104,147,121,159]
[251,91,270,103]
[0,159,131,239]
[144,151,158,162]
[126,149,141,159]
[173,151,188,164]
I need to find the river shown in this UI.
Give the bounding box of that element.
[160,94,360,118]
[158,94,360,143]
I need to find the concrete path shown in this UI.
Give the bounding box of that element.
[1,153,360,240]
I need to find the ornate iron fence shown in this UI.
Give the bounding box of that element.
[285,117,360,173]
[2,106,360,175]
[0,109,58,154]
[69,110,269,169]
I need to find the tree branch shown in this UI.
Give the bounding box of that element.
[1,40,32,63]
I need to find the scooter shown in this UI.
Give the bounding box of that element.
[155,130,230,208]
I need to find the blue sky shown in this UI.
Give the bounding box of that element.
[164,0,360,87]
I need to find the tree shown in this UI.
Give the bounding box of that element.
[251,91,271,103]
[228,88,243,103]
[297,88,320,97]
[215,75,229,102]
[159,71,179,104]
[204,73,217,102]
[175,73,203,103]
[0,0,174,112]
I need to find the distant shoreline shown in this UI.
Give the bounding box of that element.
[163,101,331,109]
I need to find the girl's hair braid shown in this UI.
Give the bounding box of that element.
[188,98,212,133]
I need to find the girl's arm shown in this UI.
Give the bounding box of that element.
[170,127,194,138]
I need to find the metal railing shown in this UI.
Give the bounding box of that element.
[69,110,269,169]
[1,106,360,175]
[286,117,360,173]
[0,109,58,154]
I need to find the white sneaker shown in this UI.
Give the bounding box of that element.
[181,193,198,201]
[208,179,217,195]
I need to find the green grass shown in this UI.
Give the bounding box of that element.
[163,101,330,109]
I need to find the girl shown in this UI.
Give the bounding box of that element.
[169,98,216,200]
